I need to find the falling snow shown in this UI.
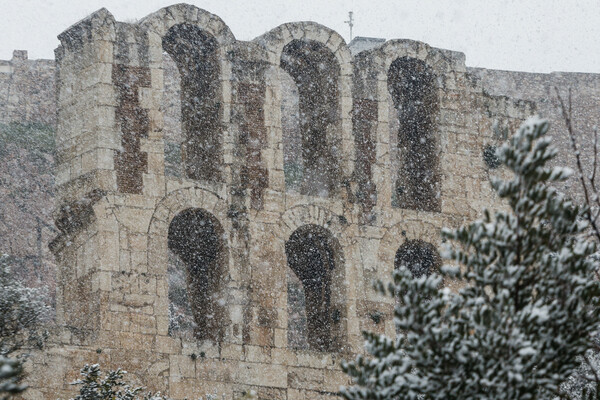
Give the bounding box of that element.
[0,3,599,400]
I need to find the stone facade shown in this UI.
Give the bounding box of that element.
[6,4,596,400]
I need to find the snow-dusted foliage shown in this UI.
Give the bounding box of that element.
[563,332,600,400]
[68,364,166,400]
[68,364,256,400]
[0,356,25,398]
[0,254,50,354]
[341,118,600,400]
[0,253,50,398]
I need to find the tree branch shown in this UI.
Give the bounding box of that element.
[555,86,600,242]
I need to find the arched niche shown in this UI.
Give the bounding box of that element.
[162,23,222,182]
[167,208,227,341]
[281,39,341,197]
[285,224,345,352]
[388,57,441,212]
[394,239,441,279]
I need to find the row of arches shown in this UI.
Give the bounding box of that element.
[165,207,441,352]
[156,19,440,211]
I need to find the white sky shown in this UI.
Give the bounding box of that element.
[1,0,599,73]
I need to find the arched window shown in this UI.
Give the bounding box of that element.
[388,57,440,212]
[285,225,345,351]
[394,239,441,279]
[167,208,226,341]
[281,40,341,197]
[162,24,222,182]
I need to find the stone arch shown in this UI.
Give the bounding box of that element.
[366,40,451,210]
[162,23,222,182]
[394,239,442,279]
[139,4,235,46]
[387,55,441,212]
[379,39,465,77]
[167,207,226,341]
[275,205,351,352]
[392,236,442,332]
[275,204,350,246]
[139,4,235,182]
[147,187,229,337]
[378,220,442,282]
[254,23,354,195]
[279,39,340,196]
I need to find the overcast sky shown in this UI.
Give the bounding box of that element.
[1,0,599,73]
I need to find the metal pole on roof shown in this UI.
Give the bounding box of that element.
[345,11,354,41]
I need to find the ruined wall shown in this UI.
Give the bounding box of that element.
[0,5,594,400]
[0,50,56,125]
[471,68,600,199]
[0,51,57,304]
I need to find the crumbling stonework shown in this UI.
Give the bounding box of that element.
[0,4,595,400]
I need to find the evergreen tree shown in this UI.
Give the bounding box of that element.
[341,117,600,400]
[0,356,25,400]
[0,254,50,398]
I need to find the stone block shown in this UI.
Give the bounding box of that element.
[221,343,243,360]
[170,354,195,378]
[236,362,287,388]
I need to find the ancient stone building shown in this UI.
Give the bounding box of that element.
[13,3,597,399]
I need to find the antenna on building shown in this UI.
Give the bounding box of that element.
[345,11,354,41]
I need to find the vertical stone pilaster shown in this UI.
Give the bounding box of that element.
[113,64,150,194]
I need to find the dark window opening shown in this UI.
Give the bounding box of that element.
[281,40,341,197]
[388,57,440,212]
[167,208,226,341]
[285,225,344,351]
[394,239,441,279]
[163,24,222,182]
[286,268,309,350]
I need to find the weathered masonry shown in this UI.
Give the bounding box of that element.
[26,4,535,399]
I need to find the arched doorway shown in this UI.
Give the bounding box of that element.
[388,57,440,212]
[285,224,345,351]
[281,39,341,197]
[167,208,226,341]
[162,23,222,182]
